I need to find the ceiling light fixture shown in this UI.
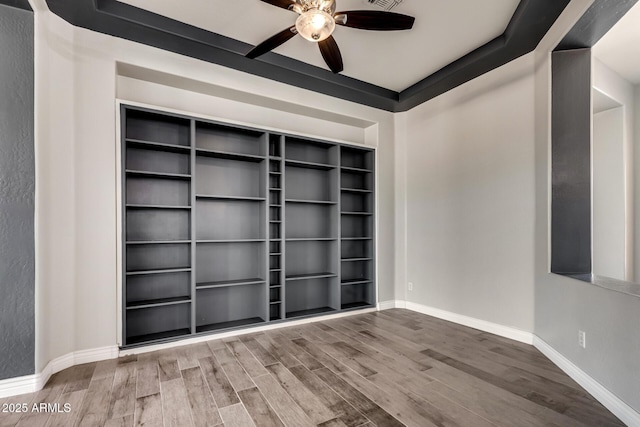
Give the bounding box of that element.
[294,0,337,42]
[248,0,415,74]
[296,9,335,41]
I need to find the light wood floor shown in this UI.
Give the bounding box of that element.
[0,309,625,427]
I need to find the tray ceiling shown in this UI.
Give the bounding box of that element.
[41,0,572,111]
[116,0,520,92]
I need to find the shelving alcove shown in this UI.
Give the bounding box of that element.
[120,105,376,347]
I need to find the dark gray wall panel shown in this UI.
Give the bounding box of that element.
[0,0,32,11]
[551,49,591,275]
[555,0,638,51]
[0,4,35,380]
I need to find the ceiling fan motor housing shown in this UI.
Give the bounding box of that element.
[292,0,336,15]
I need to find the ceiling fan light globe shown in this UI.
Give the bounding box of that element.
[295,10,335,42]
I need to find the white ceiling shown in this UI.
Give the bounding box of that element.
[117,0,520,91]
[593,1,640,85]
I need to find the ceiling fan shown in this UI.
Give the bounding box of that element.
[247,0,415,74]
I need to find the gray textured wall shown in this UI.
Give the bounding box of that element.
[0,4,35,380]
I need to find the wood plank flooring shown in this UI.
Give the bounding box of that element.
[0,309,625,426]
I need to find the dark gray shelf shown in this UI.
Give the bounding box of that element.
[126,296,191,310]
[285,159,336,170]
[341,187,373,194]
[126,328,192,345]
[126,267,191,276]
[341,279,372,286]
[126,204,191,210]
[341,212,374,216]
[341,258,373,262]
[341,166,372,173]
[197,239,266,244]
[126,170,191,180]
[341,302,373,310]
[341,237,373,241]
[286,238,337,242]
[196,195,266,202]
[196,278,265,290]
[286,199,337,205]
[196,148,265,163]
[286,307,335,319]
[126,138,191,153]
[286,272,337,281]
[196,317,264,333]
[127,240,191,245]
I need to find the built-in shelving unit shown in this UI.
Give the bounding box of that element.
[121,106,375,347]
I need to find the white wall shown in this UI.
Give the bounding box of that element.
[401,53,536,332]
[33,9,396,371]
[592,106,625,279]
[592,59,636,281]
[533,0,640,413]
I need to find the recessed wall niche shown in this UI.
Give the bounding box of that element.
[121,105,376,347]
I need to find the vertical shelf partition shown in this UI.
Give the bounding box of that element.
[122,106,375,347]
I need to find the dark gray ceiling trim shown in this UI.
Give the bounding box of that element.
[399,0,571,111]
[45,0,570,112]
[0,0,33,11]
[555,0,638,51]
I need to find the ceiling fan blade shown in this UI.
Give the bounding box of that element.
[318,35,343,74]
[259,0,296,11]
[335,11,415,31]
[246,27,297,59]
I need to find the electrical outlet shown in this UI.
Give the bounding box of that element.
[578,330,586,348]
[408,282,413,291]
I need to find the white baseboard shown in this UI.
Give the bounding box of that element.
[377,300,402,310]
[0,346,119,399]
[534,337,639,427]
[404,301,534,345]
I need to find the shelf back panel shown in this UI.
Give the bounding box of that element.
[285,167,333,202]
[127,209,190,242]
[285,240,335,276]
[196,200,265,240]
[126,272,191,304]
[196,285,265,327]
[126,147,190,175]
[196,124,265,155]
[196,242,264,283]
[127,177,190,207]
[285,204,334,239]
[196,157,264,198]
[126,111,190,146]
[127,243,191,272]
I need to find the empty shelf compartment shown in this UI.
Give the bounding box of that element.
[196,285,265,332]
[341,146,373,171]
[286,277,338,319]
[196,242,265,284]
[285,240,337,277]
[126,303,191,345]
[126,176,190,207]
[126,271,191,306]
[196,122,265,156]
[126,208,190,242]
[286,204,336,240]
[196,199,266,241]
[126,146,190,176]
[285,137,337,165]
[196,156,265,199]
[126,109,190,148]
[341,281,374,310]
[126,243,191,273]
